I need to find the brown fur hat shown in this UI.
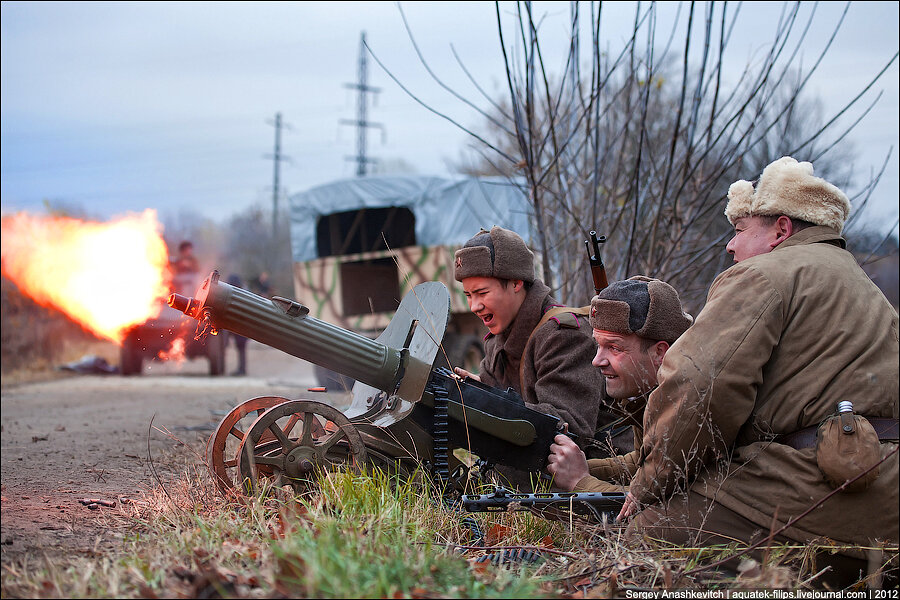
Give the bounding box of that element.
[589,276,693,344]
[725,156,851,233]
[454,226,536,283]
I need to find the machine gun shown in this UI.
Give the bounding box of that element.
[168,271,570,496]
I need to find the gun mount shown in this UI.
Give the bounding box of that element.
[170,271,568,496]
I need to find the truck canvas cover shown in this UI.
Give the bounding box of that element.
[288,175,532,262]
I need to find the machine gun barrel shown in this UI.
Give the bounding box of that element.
[168,271,405,394]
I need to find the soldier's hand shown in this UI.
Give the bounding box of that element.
[546,434,589,492]
[617,492,639,521]
[453,367,481,382]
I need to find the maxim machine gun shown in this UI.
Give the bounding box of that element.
[169,271,576,500]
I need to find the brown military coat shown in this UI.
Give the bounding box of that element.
[478,280,616,440]
[575,428,642,493]
[630,226,899,550]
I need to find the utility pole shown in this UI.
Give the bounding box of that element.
[341,31,383,176]
[265,112,291,237]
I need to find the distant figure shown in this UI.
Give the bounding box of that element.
[250,271,272,298]
[226,274,248,376]
[172,241,200,275]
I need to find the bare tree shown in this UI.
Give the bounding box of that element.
[221,205,294,296]
[372,1,898,311]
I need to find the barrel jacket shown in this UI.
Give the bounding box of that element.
[629,226,899,548]
[478,280,617,440]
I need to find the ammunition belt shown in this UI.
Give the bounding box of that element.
[777,417,899,450]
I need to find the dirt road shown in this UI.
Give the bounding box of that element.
[0,341,351,562]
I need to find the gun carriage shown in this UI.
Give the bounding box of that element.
[169,271,570,497]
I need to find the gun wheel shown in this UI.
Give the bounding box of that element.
[237,400,367,496]
[206,396,323,496]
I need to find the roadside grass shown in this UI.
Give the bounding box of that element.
[2,448,895,598]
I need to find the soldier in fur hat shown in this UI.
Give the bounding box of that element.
[546,276,693,493]
[620,157,898,587]
[453,226,620,487]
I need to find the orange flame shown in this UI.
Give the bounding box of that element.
[0,210,170,343]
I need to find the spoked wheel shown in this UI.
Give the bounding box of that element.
[237,400,368,495]
[206,396,322,495]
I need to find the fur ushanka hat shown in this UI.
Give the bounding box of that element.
[454,226,536,283]
[725,156,851,233]
[589,276,693,345]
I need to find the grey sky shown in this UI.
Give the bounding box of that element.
[2,1,897,237]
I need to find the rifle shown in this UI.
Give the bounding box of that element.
[462,486,626,521]
[585,231,609,295]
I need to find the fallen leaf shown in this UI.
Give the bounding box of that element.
[485,523,510,545]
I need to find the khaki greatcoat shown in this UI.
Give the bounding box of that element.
[629,226,899,551]
[478,280,617,440]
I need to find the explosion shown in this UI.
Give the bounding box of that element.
[0,210,170,343]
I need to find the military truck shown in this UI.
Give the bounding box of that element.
[120,269,226,376]
[288,175,534,388]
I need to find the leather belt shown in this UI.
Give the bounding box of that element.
[778,418,899,450]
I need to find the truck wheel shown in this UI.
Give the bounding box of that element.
[207,334,226,376]
[120,338,143,376]
[314,365,355,391]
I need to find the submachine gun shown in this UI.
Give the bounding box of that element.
[170,258,624,518]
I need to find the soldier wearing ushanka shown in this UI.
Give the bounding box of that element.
[547,276,693,494]
[453,226,619,487]
[621,156,899,587]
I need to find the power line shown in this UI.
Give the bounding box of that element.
[340,31,384,177]
[264,112,292,236]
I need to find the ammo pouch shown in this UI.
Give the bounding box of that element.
[815,409,881,493]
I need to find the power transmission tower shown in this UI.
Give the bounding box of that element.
[341,31,383,176]
[264,112,291,236]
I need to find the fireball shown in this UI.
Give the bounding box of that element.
[0,210,170,343]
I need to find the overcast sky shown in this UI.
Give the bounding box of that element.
[2,1,898,237]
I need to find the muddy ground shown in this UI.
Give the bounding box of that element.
[0,341,351,565]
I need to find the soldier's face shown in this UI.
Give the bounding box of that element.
[726,216,780,262]
[462,276,526,335]
[592,330,664,399]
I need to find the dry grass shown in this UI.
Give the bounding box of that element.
[3,432,892,599]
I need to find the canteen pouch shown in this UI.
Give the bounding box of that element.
[815,411,881,493]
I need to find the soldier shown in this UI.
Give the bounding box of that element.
[171,240,199,275]
[452,226,619,479]
[621,157,898,586]
[546,277,693,493]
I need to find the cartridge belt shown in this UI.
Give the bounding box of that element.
[778,418,899,450]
